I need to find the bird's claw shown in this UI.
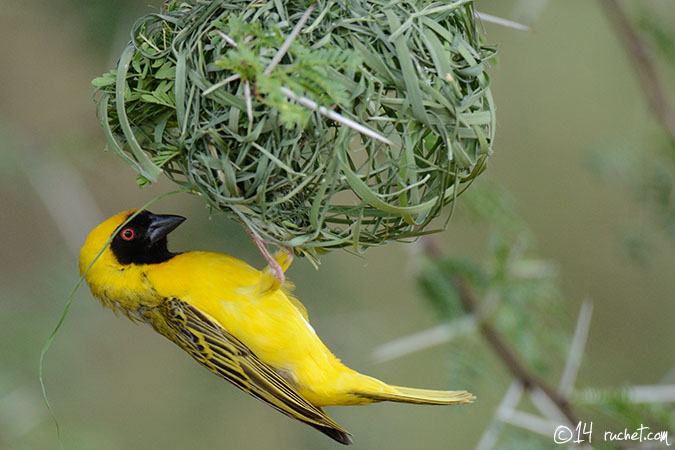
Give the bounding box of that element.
[246,227,292,286]
[270,258,285,285]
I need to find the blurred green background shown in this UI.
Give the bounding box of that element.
[1,0,673,449]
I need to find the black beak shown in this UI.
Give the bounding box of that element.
[147,213,186,244]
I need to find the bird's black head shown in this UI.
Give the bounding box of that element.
[110,210,186,265]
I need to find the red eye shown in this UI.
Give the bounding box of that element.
[121,228,135,241]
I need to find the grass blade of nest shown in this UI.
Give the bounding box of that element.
[94,0,496,254]
[114,45,164,182]
[337,147,446,216]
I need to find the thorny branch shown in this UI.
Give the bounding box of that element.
[598,0,675,145]
[453,276,579,426]
[420,236,579,427]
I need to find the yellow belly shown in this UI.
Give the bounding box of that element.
[144,251,377,406]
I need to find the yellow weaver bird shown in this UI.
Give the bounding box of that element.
[80,210,475,445]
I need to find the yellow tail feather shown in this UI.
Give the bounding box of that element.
[355,385,476,405]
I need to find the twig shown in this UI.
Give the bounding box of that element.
[559,300,593,397]
[453,275,579,425]
[577,384,675,404]
[475,12,530,32]
[529,386,574,426]
[623,384,675,403]
[259,2,393,146]
[372,317,476,363]
[215,30,238,48]
[420,236,579,426]
[502,410,557,437]
[244,79,253,124]
[598,0,675,145]
[202,74,240,96]
[475,381,523,450]
[280,86,393,145]
[264,3,316,76]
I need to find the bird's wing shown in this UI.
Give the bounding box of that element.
[152,297,352,445]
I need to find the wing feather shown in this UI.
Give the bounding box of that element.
[150,298,353,445]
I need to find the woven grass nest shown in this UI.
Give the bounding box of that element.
[94,0,496,260]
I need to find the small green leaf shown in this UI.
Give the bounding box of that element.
[92,71,117,87]
[156,61,176,79]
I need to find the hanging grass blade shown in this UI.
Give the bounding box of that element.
[39,189,189,448]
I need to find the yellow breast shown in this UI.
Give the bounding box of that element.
[144,251,356,403]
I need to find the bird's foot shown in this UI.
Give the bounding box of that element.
[246,228,292,286]
[273,247,294,274]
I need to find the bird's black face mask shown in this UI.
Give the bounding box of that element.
[110,210,186,265]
